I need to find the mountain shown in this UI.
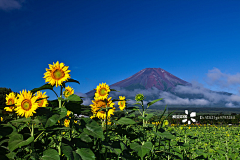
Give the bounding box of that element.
[84,68,240,114]
[86,68,191,98]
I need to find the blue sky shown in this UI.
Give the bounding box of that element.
[1,0,240,104]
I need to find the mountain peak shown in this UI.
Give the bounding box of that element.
[86,68,191,97]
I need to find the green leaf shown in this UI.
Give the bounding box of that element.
[5,151,16,160]
[144,113,154,121]
[126,113,135,118]
[84,120,104,139]
[45,108,67,128]
[59,107,68,119]
[35,97,49,103]
[76,148,95,160]
[41,149,60,160]
[138,116,144,120]
[102,141,124,155]
[159,131,176,140]
[10,117,31,124]
[61,143,74,160]
[72,151,81,160]
[57,97,65,101]
[80,132,92,143]
[110,89,120,92]
[117,117,136,125]
[64,78,80,85]
[30,84,54,95]
[67,94,82,102]
[147,98,163,107]
[45,114,60,128]
[132,103,142,106]
[8,134,34,152]
[130,142,152,159]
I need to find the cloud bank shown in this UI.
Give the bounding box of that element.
[206,67,240,92]
[76,82,240,108]
[75,68,240,108]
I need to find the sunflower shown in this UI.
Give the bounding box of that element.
[14,90,39,118]
[163,120,169,126]
[135,93,145,102]
[43,61,71,87]
[90,97,115,120]
[34,91,48,107]
[66,110,71,117]
[63,86,74,98]
[4,92,18,112]
[64,119,70,127]
[118,96,126,111]
[94,83,110,100]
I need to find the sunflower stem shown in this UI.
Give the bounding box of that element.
[59,96,62,109]
[59,86,63,108]
[102,120,104,128]
[57,86,63,156]
[34,131,44,142]
[58,136,62,156]
[141,100,145,127]
[30,123,34,154]
[105,103,109,160]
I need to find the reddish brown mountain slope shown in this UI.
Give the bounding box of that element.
[86,68,191,97]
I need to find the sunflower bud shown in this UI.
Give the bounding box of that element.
[135,93,145,102]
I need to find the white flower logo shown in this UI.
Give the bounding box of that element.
[182,110,196,125]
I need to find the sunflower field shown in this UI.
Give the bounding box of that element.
[0,61,240,160]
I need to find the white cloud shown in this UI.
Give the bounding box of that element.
[159,91,210,106]
[0,0,25,11]
[226,95,240,102]
[206,68,240,92]
[106,82,240,107]
[225,102,237,108]
[107,86,211,106]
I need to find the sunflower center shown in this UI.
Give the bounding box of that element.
[97,101,107,109]
[99,88,107,96]
[8,99,14,105]
[21,99,32,111]
[37,99,43,107]
[120,101,123,106]
[53,69,65,80]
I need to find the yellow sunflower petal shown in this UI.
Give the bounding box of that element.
[63,86,74,98]
[43,61,71,87]
[34,91,48,107]
[118,96,126,111]
[90,97,115,120]
[64,119,70,127]
[94,83,110,100]
[4,92,18,112]
[66,110,71,117]
[14,89,39,118]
